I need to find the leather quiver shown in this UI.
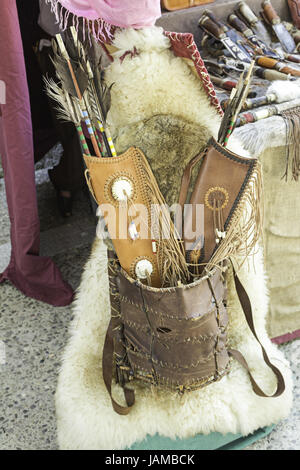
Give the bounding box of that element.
[182,137,260,271]
[288,0,300,29]
[161,0,215,11]
[84,147,188,288]
[84,147,189,288]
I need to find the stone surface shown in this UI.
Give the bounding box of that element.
[246,339,300,451]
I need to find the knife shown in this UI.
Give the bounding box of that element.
[255,66,297,80]
[209,75,239,91]
[203,10,255,58]
[227,13,278,58]
[262,0,296,53]
[238,2,272,46]
[256,55,300,76]
[199,15,251,63]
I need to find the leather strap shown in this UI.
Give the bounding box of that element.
[102,319,135,415]
[228,268,285,398]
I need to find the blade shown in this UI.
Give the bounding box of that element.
[225,28,253,61]
[222,36,251,63]
[251,22,272,46]
[272,23,296,53]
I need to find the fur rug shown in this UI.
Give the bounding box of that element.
[55,28,293,449]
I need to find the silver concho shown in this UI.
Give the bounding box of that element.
[135,259,153,280]
[111,177,134,202]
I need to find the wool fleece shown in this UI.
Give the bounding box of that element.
[55,27,293,450]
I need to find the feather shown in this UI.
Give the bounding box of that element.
[44,76,91,156]
[69,26,116,156]
[92,58,113,122]
[51,40,89,98]
[53,33,102,157]
[44,76,79,124]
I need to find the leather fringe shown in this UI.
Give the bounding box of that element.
[281,106,300,182]
[206,162,264,272]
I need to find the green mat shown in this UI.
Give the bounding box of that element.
[129,425,275,450]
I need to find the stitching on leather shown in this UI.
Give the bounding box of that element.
[131,367,229,391]
[123,316,217,342]
[120,294,218,320]
[165,31,223,117]
[208,137,257,165]
[103,170,137,205]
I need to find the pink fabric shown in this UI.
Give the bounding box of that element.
[49,0,161,28]
[272,329,300,345]
[0,0,74,306]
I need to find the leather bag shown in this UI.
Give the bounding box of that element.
[103,253,285,415]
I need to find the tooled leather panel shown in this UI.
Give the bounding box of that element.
[117,268,230,390]
[184,137,256,265]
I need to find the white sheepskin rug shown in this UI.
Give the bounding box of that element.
[55,27,293,450]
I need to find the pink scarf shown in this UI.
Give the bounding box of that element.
[47,0,161,28]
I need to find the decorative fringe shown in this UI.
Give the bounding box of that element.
[45,0,115,45]
[205,162,264,273]
[138,154,190,287]
[281,106,300,182]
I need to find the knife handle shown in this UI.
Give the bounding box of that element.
[210,76,238,91]
[199,16,226,39]
[228,14,252,36]
[238,2,259,24]
[262,0,280,24]
[257,56,300,76]
[256,55,276,66]
[255,67,292,80]
[202,9,224,28]
[292,31,300,44]
[279,64,300,77]
[285,54,300,63]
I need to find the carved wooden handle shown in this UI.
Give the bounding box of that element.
[285,54,300,63]
[256,56,278,68]
[257,56,300,76]
[279,64,300,76]
[228,14,250,34]
[238,2,259,24]
[199,16,226,39]
[202,9,224,28]
[256,67,291,80]
[262,0,280,24]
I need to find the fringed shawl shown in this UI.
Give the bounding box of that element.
[45,0,162,42]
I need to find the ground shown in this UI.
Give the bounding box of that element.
[0,147,299,450]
